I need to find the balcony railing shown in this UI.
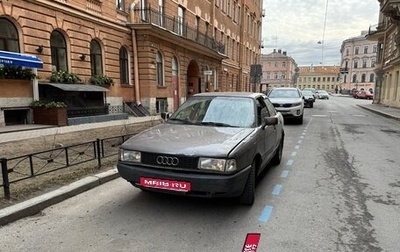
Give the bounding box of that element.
[133,7,225,54]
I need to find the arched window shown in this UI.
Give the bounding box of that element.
[0,18,19,52]
[352,74,357,83]
[361,74,366,82]
[119,47,129,84]
[370,73,375,82]
[156,51,164,86]
[90,40,103,76]
[50,30,68,71]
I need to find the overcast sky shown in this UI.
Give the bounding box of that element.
[261,0,380,66]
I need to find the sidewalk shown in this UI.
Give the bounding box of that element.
[1,104,400,226]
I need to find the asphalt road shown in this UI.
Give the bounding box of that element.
[0,96,399,252]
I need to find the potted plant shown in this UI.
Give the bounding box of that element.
[30,99,68,126]
[0,65,36,80]
[89,74,114,87]
[49,70,81,84]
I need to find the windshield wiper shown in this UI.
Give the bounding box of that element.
[200,121,236,127]
[167,118,193,124]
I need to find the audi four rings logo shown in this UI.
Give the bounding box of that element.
[156,156,179,166]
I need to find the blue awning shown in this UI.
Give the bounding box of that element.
[0,50,43,68]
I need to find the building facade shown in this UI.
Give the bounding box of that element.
[366,0,400,108]
[340,31,377,94]
[0,0,263,126]
[260,49,298,92]
[297,65,341,93]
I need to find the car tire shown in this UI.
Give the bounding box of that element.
[272,136,284,165]
[297,114,303,125]
[238,160,256,205]
[310,102,314,108]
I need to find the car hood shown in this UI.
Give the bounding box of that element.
[268,97,302,104]
[121,123,255,156]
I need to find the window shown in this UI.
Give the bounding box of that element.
[156,98,168,113]
[355,47,359,55]
[282,62,286,67]
[178,6,185,36]
[361,74,366,82]
[346,48,349,56]
[353,60,358,68]
[172,56,178,76]
[116,0,125,11]
[364,46,368,54]
[371,58,376,67]
[0,18,19,52]
[50,30,68,71]
[362,59,367,68]
[90,40,103,76]
[140,0,148,21]
[156,51,164,86]
[119,47,129,84]
[373,45,377,53]
[227,0,231,16]
[352,74,357,83]
[370,73,375,82]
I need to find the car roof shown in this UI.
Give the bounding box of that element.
[270,87,299,91]
[193,92,264,99]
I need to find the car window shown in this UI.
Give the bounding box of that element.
[169,96,256,128]
[268,89,300,98]
[264,98,276,116]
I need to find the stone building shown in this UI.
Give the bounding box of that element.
[297,65,341,93]
[366,0,400,108]
[0,0,263,126]
[340,31,377,94]
[260,49,298,92]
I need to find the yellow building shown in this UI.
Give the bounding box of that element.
[0,0,263,126]
[297,65,341,93]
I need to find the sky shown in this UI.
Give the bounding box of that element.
[261,0,380,66]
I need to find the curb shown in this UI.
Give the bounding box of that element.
[0,168,120,227]
[357,104,400,121]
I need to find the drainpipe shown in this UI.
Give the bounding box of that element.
[130,2,141,105]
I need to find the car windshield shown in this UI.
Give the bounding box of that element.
[268,89,300,98]
[302,90,313,95]
[168,96,256,128]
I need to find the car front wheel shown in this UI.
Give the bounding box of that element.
[238,160,256,205]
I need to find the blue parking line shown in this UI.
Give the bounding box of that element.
[272,184,282,196]
[259,205,273,223]
[281,170,289,178]
[286,159,293,166]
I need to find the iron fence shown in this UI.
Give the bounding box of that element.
[0,134,133,200]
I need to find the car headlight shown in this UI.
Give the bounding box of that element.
[292,102,302,106]
[198,158,237,172]
[119,149,141,162]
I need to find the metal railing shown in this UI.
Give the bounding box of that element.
[67,105,109,118]
[133,7,225,54]
[0,134,133,199]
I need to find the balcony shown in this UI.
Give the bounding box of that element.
[131,7,225,55]
[381,0,400,20]
[366,21,389,40]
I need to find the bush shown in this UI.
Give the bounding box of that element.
[89,74,114,86]
[0,65,36,80]
[50,70,81,84]
[30,100,67,108]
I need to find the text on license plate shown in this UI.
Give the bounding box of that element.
[140,177,191,192]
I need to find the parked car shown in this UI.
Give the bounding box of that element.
[303,88,318,100]
[301,90,315,108]
[117,92,285,205]
[267,87,304,124]
[354,90,374,99]
[317,90,330,99]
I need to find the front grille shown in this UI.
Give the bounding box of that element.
[272,103,293,108]
[141,152,199,169]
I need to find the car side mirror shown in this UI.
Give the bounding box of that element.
[262,116,278,129]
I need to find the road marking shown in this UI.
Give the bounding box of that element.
[286,159,293,166]
[295,145,300,149]
[281,170,289,178]
[291,152,297,157]
[298,140,302,144]
[272,184,283,196]
[259,205,273,223]
[312,115,327,117]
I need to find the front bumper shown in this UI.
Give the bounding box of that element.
[117,162,251,198]
[275,106,303,118]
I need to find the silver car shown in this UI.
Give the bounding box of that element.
[117,92,285,205]
[267,87,304,124]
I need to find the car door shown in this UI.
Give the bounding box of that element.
[256,96,278,170]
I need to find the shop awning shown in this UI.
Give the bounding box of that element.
[0,50,43,68]
[40,83,110,92]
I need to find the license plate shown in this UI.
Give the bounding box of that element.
[139,177,191,192]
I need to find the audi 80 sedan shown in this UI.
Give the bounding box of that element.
[117,92,285,205]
